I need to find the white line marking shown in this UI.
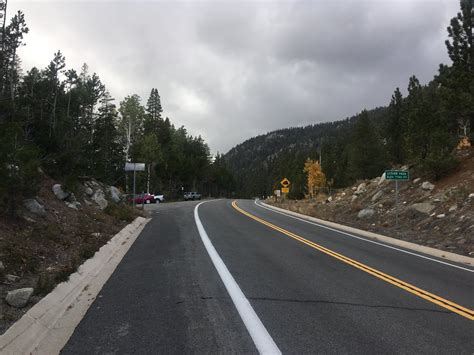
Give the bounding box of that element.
[254,200,474,273]
[195,201,281,355]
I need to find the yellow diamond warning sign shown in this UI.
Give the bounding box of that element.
[281,178,290,187]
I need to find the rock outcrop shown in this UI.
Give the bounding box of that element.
[92,189,108,210]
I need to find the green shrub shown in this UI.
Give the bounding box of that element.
[104,203,139,222]
[420,155,459,180]
[80,243,98,260]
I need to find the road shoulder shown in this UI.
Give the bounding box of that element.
[259,201,473,267]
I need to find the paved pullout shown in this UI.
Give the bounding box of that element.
[64,199,473,354]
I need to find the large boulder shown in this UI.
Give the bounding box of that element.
[0,261,4,272]
[92,189,108,210]
[421,181,435,191]
[357,208,375,219]
[109,186,122,203]
[52,184,69,200]
[5,288,34,308]
[23,199,46,216]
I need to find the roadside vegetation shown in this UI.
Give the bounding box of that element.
[0,10,235,218]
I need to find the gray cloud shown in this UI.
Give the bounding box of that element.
[12,0,458,153]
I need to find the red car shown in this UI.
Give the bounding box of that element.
[127,193,156,204]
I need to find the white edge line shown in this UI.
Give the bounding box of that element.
[254,200,474,273]
[194,201,281,355]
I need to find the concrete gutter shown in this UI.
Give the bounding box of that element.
[261,202,473,267]
[0,216,150,355]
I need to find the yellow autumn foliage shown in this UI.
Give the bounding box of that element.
[303,158,326,198]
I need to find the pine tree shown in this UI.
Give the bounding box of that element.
[348,110,387,180]
[386,88,405,164]
[92,92,122,184]
[443,0,474,140]
[45,51,65,136]
[1,11,29,101]
[144,88,163,132]
[446,0,474,72]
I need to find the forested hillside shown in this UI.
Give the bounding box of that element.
[0,10,234,216]
[225,0,473,199]
[225,108,387,198]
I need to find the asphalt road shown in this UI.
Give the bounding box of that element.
[63,199,474,354]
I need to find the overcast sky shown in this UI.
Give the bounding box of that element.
[11,0,458,154]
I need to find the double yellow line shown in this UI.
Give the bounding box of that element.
[232,201,474,321]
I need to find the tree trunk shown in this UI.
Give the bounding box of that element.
[67,89,72,118]
[147,164,151,193]
[9,49,16,105]
[49,94,57,137]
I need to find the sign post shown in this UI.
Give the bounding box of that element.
[125,163,145,207]
[385,170,409,229]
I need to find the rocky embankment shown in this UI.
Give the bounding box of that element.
[269,150,474,257]
[0,175,141,334]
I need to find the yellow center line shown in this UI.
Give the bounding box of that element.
[231,200,474,321]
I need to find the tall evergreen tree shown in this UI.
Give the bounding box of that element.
[91,92,122,184]
[1,11,29,101]
[348,110,387,180]
[386,88,405,164]
[44,51,65,137]
[446,0,474,72]
[442,0,474,139]
[144,88,163,132]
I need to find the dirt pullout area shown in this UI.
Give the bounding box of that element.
[268,149,474,257]
[0,175,143,334]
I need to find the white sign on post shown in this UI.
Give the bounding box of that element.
[125,163,145,171]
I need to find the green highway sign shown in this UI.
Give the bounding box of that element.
[385,170,409,181]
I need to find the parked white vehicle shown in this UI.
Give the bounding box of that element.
[154,194,165,203]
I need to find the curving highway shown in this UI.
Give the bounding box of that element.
[62,199,474,354]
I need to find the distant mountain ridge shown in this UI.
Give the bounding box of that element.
[224,107,388,198]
